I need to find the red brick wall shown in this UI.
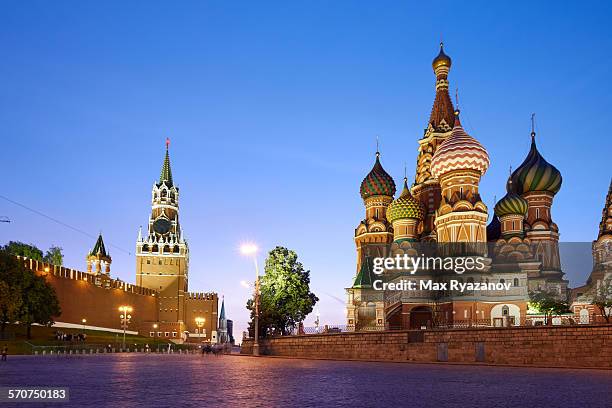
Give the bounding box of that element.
[241,325,612,368]
[26,258,159,331]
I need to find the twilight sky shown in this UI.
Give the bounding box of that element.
[1,1,611,337]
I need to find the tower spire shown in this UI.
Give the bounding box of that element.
[375,135,380,158]
[429,42,455,132]
[599,177,612,238]
[159,139,173,186]
[531,113,536,141]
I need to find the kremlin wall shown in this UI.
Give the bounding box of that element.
[24,256,219,341]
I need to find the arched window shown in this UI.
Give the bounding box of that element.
[513,278,519,287]
[142,244,149,252]
[502,305,509,316]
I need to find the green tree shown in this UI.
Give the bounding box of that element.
[246,246,318,337]
[0,251,24,335]
[0,249,61,339]
[2,241,43,261]
[529,289,571,325]
[19,272,61,339]
[590,278,612,323]
[43,246,64,266]
[0,281,22,335]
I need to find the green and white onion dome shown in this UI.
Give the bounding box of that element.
[508,136,562,195]
[495,179,529,218]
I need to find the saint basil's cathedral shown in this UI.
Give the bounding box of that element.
[346,44,611,331]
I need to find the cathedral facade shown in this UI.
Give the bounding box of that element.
[346,44,568,331]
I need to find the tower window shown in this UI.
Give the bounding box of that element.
[502,305,510,316]
[536,208,540,219]
[513,278,519,287]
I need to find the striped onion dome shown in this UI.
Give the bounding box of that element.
[360,152,396,199]
[387,178,425,223]
[508,135,562,195]
[495,180,528,217]
[430,112,490,179]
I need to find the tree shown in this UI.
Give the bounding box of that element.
[2,241,43,261]
[590,278,612,323]
[0,249,61,338]
[246,246,318,337]
[18,272,61,339]
[43,246,64,266]
[0,281,22,336]
[529,289,571,325]
[0,251,24,335]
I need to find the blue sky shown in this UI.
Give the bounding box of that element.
[1,1,611,336]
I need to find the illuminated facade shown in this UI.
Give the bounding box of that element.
[135,141,219,341]
[347,44,568,331]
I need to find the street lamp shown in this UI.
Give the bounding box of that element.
[118,306,133,351]
[240,243,260,356]
[81,318,87,332]
[195,317,206,341]
[153,323,158,351]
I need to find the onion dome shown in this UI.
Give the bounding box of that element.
[387,178,426,223]
[432,42,452,71]
[360,152,396,199]
[486,215,502,241]
[430,112,490,179]
[508,133,562,195]
[495,179,529,217]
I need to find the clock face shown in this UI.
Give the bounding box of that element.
[153,218,171,235]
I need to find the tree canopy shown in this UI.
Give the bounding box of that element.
[590,278,612,323]
[247,246,318,337]
[0,249,61,338]
[529,289,570,325]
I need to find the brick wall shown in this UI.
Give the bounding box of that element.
[25,258,159,331]
[241,325,612,368]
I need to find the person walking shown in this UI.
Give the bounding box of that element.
[1,346,8,361]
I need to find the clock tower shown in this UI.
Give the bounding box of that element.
[136,139,189,325]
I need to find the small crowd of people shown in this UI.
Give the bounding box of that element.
[200,343,230,356]
[54,331,87,342]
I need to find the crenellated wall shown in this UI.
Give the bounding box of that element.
[22,257,159,332]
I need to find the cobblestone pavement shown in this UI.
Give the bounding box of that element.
[0,354,610,407]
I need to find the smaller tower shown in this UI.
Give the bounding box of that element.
[508,120,562,271]
[218,296,228,344]
[87,233,111,275]
[494,178,529,239]
[387,178,426,243]
[430,110,490,247]
[355,148,396,266]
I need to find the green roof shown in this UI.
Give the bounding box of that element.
[90,234,109,258]
[159,147,173,186]
[353,256,375,288]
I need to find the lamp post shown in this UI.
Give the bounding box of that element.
[81,318,87,332]
[118,306,132,351]
[240,243,260,356]
[195,317,205,342]
[153,323,158,351]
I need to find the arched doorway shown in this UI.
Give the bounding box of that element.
[410,306,432,329]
